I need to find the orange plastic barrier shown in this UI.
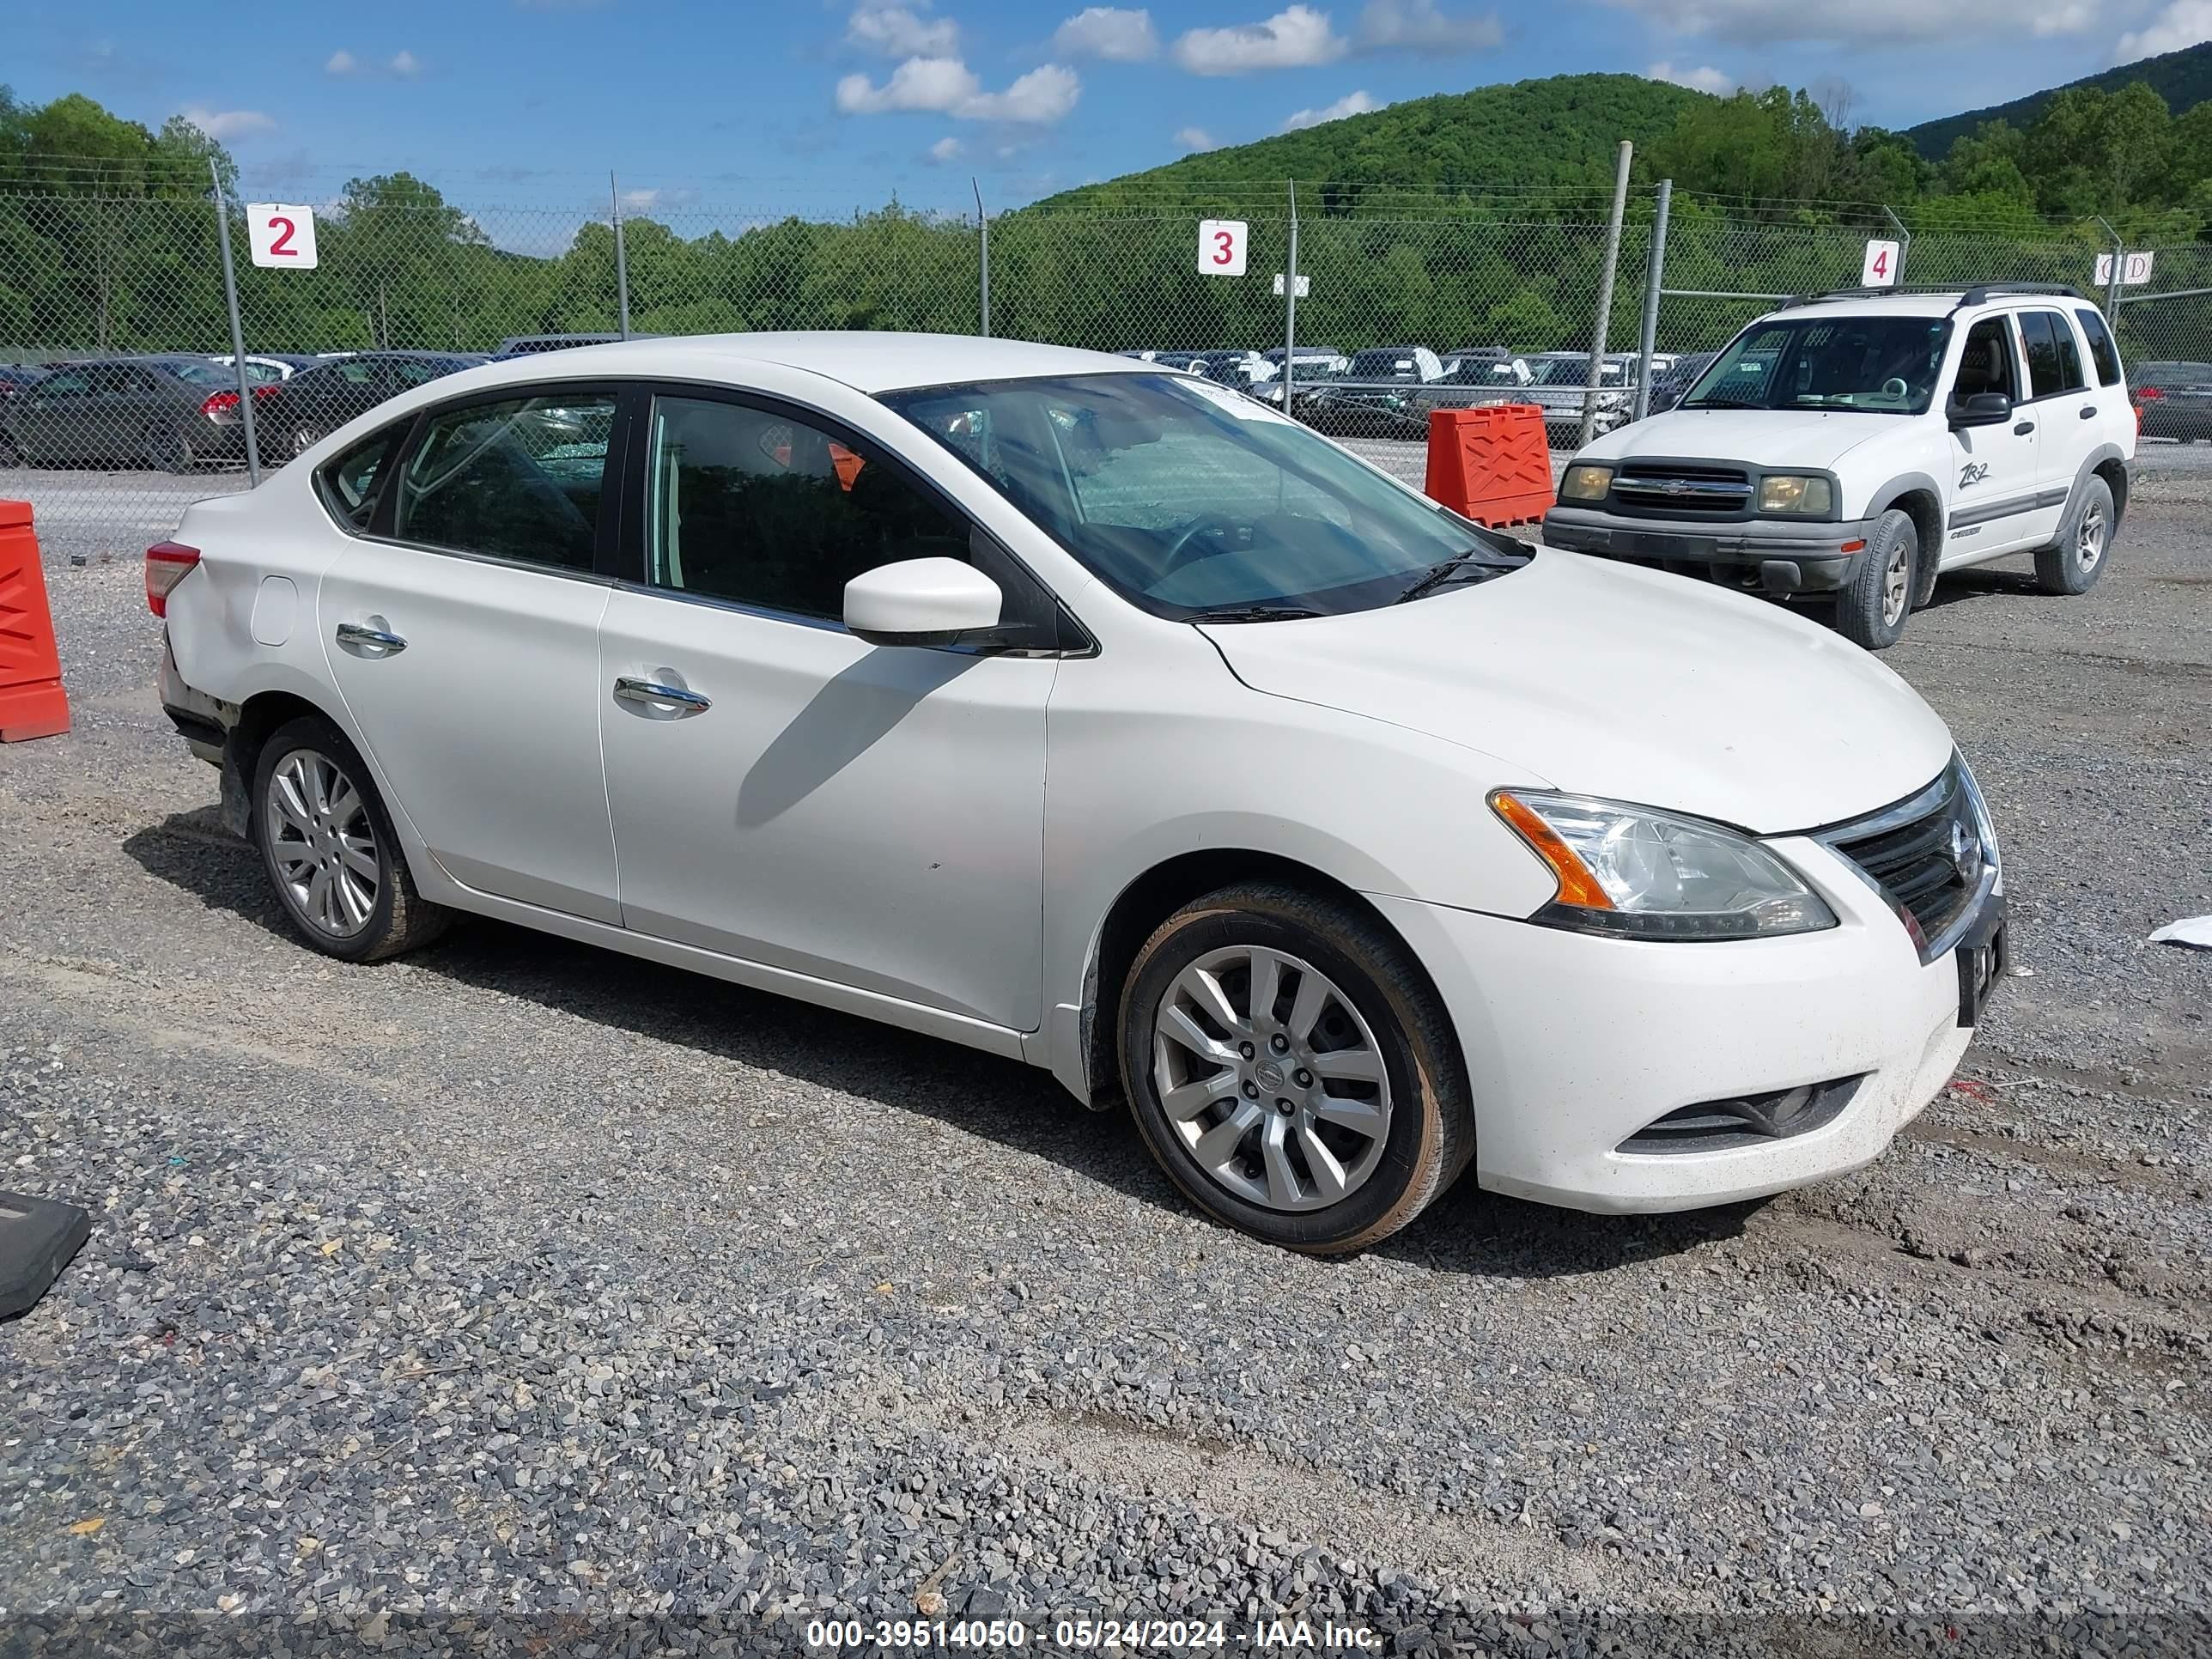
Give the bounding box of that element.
[0,500,70,742]
[1424,404,1554,527]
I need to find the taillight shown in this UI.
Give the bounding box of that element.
[2136,386,2164,399]
[201,391,239,416]
[145,541,200,617]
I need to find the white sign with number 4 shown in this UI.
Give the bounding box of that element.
[1862,239,1900,288]
[246,204,319,269]
[1198,219,1248,276]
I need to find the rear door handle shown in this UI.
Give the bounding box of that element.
[2080,405,2097,419]
[2014,420,2035,435]
[334,622,407,655]
[613,676,712,715]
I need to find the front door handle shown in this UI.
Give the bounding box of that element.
[613,676,712,715]
[2080,405,2098,419]
[2014,420,2035,435]
[334,622,407,655]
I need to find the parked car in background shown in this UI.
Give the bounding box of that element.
[2128,360,2212,441]
[1192,349,1279,392]
[1441,345,1531,386]
[215,353,333,386]
[152,331,2006,1254]
[1642,350,1719,416]
[1520,352,1662,447]
[1344,345,1445,385]
[258,352,489,459]
[2,355,258,471]
[494,332,645,358]
[1297,346,1447,434]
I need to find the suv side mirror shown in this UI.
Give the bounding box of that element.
[844,556,1003,648]
[1949,391,2012,428]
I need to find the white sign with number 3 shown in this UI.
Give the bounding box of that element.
[1861,239,1900,288]
[246,204,319,270]
[1198,219,1248,276]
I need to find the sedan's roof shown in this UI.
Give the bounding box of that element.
[457,331,1147,394]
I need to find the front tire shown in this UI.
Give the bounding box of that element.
[1834,507,1916,650]
[1119,881,1472,1255]
[251,715,452,963]
[2034,475,2113,596]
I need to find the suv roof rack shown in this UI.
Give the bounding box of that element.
[1778,282,2086,310]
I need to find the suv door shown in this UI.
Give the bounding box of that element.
[2016,308,2100,526]
[2070,306,2136,457]
[595,386,1060,1033]
[316,386,626,922]
[1943,313,2051,563]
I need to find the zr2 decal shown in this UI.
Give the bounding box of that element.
[1959,461,1990,489]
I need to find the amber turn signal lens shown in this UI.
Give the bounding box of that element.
[1490,790,1615,910]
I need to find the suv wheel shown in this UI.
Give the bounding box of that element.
[2035,475,2113,596]
[251,715,452,963]
[1119,881,1472,1254]
[1834,507,1917,650]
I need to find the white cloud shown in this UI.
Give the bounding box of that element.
[1645,58,1734,92]
[389,49,422,76]
[836,57,1081,122]
[1176,125,1218,149]
[325,49,358,75]
[2117,0,2212,58]
[929,135,964,161]
[179,106,276,141]
[846,3,958,57]
[1599,0,2089,41]
[1281,88,1378,130]
[1174,5,1347,73]
[620,188,660,209]
[1352,0,1502,52]
[1054,6,1160,59]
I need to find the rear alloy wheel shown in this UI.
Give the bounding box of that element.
[290,424,322,458]
[1834,507,1916,650]
[163,428,200,474]
[2035,475,2114,596]
[1120,881,1471,1254]
[252,715,452,963]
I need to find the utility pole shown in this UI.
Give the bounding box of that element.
[1283,179,1299,412]
[1632,179,1672,423]
[611,173,632,339]
[209,159,262,487]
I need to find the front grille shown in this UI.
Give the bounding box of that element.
[1618,1076,1861,1155]
[1820,761,1990,957]
[1613,464,1753,513]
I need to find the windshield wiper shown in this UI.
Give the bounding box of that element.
[1184,603,1323,623]
[1681,397,1766,410]
[1394,549,1508,605]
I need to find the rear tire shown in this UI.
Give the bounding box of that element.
[251,715,453,963]
[2034,475,2113,596]
[1834,507,1916,651]
[162,428,200,474]
[1119,881,1472,1255]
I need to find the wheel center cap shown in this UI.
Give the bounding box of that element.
[1255,1059,1285,1091]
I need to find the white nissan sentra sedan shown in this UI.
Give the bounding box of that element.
[149,333,2005,1253]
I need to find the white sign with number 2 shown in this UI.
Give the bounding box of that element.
[246,204,319,270]
[1862,239,1900,288]
[1198,219,1248,276]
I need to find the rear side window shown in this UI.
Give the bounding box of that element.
[392,392,615,572]
[2019,312,2086,398]
[319,428,400,531]
[2075,309,2124,386]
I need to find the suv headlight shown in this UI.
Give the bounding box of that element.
[1756,474,1834,515]
[1559,464,1612,501]
[1491,790,1838,941]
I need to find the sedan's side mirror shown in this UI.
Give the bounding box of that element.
[844,556,1004,648]
[1949,392,2012,428]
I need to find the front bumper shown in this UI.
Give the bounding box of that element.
[1541,504,1879,595]
[1370,837,1998,1213]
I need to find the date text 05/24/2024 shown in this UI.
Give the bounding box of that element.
[803,1616,1382,1650]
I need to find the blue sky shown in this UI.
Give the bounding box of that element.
[13,0,2207,222]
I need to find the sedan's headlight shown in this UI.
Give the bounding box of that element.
[1559,463,1613,501]
[1491,790,1838,940]
[1756,474,1834,515]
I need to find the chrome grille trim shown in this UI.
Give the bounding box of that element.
[1811,757,2001,964]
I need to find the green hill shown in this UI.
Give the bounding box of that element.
[1032,73,1708,210]
[1906,40,2212,159]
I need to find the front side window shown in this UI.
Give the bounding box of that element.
[644,394,970,621]
[2019,312,2086,398]
[1682,316,1950,414]
[1953,316,2021,402]
[2075,310,2124,386]
[392,392,615,571]
[881,372,1525,620]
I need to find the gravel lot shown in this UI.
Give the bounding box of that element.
[2,459,2209,1656]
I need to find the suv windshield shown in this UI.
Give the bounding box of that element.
[880,372,1525,620]
[1684,314,1951,413]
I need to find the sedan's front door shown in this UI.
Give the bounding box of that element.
[319,388,624,922]
[596,389,1057,1032]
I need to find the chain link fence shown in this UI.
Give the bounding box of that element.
[3,171,2208,557]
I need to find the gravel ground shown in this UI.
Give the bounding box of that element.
[1,462,2209,1657]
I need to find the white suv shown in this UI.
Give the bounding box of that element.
[1542,285,2136,647]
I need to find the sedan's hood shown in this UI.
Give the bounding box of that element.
[1582,408,1895,471]
[1200,552,1951,834]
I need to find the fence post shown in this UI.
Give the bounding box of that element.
[1283,179,1299,411]
[610,173,632,340]
[1582,140,1633,450]
[973,179,991,337]
[1882,204,1911,285]
[2095,215,2125,320]
[1632,178,1672,422]
[208,160,262,488]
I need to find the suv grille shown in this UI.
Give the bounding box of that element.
[1820,761,1990,957]
[1612,464,1753,513]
